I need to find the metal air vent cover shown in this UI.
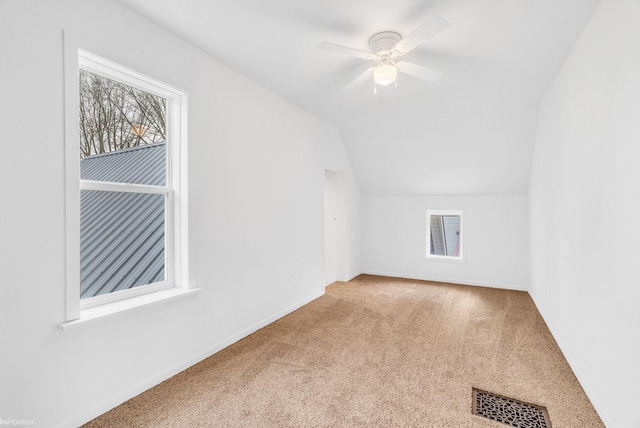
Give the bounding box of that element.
[472,388,552,428]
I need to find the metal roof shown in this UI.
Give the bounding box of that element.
[80,142,166,298]
[80,142,166,185]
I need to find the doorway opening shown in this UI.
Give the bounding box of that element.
[323,169,346,286]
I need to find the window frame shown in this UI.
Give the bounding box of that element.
[425,209,464,262]
[63,47,189,322]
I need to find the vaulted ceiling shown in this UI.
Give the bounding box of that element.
[118,0,600,196]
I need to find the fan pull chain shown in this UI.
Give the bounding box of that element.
[374,83,377,94]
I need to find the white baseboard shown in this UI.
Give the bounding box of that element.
[61,290,324,428]
[344,271,363,282]
[346,271,363,282]
[324,271,364,287]
[361,270,528,291]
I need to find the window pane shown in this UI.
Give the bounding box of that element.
[80,141,166,186]
[79,69,166,185]
[80,190,165,298]
[429,215,461,257]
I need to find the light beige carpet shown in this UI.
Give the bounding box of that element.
[84,275,604,427]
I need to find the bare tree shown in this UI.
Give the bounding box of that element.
[79,70,166,159]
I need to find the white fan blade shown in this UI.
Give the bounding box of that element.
[394,15,449,54]
[397,61,442,82]
[317,41,372,60]
[343,67,375,91]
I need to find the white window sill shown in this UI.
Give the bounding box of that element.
[425,256,466,264]
[58,287,201,330]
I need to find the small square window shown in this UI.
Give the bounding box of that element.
[426,210,463,260]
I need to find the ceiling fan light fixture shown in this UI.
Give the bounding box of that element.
[318,16,449,91]
[373,63,397,86]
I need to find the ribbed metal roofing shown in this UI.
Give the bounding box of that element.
[80,143,166,298]
[80,142,166,185]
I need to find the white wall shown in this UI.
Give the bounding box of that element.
[344,169,364,280]
[0,1,361,426]
[530,0,640,426]
[363,195,530,290]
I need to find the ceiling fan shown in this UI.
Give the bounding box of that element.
[317,15,449,92]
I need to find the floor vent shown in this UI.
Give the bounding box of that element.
[472,388,552,428]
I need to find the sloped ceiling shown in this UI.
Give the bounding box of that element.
[118,0,600,196]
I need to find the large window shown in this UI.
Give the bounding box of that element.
[426,210,463,260]
[63,49,188,323]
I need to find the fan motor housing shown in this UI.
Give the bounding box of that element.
[369,31,402,54]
